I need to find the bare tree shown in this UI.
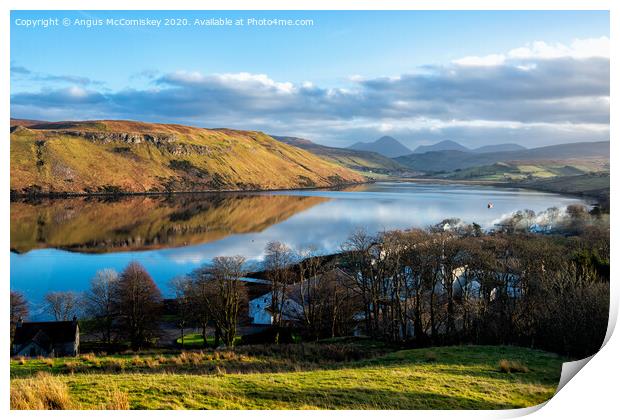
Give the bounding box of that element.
[186,271,213,348]
[295,247,326,339]
[208,256,248,347]
[169,276,193,348]
[10,291,29,340]
[114,262,162,349]
[341,229,383,338]
[45,291,79,321]
[83,269,119,344]
[264,241,295,331]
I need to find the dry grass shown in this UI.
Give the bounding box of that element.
[173,351,204,366]
[11,372,74,410]
[62,361,78,373]
[498,359,530,373]
[35,356,55,367]
[145,358,160,369]
[98,389,130,410]
[81,353,96,362]
[101,359,125,373]
[130,355,144,367]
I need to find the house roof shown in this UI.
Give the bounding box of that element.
[250,268,354,304]
[246,282,272,301]
[13,321,78,346]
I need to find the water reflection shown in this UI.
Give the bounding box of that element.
[11,182,584,312]
[11,193,328,253]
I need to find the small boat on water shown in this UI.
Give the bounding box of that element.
[487,202,494,209]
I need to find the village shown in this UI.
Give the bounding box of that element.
[10,207,607,361]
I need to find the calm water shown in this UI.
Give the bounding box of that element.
[10,182,585,317]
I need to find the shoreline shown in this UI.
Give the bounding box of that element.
[389,176,606,206]
[9,180,373,200]
[9,176,607,208]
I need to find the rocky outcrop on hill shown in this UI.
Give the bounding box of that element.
[50,130,178,146]
[41,130,211,156]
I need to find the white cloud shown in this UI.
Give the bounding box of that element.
[508,37,609,60]
[453,54,506,67]
[67,86,88,98]
[453,36,610,67]
[12,37,609,148]
[162,71,295,94]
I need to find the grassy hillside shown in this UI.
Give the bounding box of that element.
[272,135,405,176]
[10,344,564,409]
[396,141,609,173]
[11,194,328,253]
[516,173,610,208]
[10,120,365,195]
[444,159,609,181]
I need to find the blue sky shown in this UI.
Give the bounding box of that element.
[10,10,610,148]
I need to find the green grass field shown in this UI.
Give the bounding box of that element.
[11,345,565,409]
[176,333,242,347]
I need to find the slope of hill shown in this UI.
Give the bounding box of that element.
[443,158,609,182]
[10,119,366,195]
[272,135,406,175]
[473,143,526,153]
[412,141,526,154]
[396,141,609,173]
[348,136,412,158]
[518,173,610,206]
[413,140,469,154]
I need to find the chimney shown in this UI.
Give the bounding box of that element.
[17,317,23,328]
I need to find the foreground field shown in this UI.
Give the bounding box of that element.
[11,345,565,410]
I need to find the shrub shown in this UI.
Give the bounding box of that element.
[102,359,125,373]
[130,356,144,366]
[11,372,74,410]
[81,353,96,362]
[145,358,160,369]
[42,358,54,367]
[498,359,529,373]
[62,361,78,373]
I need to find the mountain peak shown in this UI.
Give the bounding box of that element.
[413,140,469,154]
[348,136,412,158]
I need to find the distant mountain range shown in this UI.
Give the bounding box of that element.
[348,136,412,158]
[272,135,405,175]
[413,140,526,154]
[396,141,610,173]
[346,136,528,159]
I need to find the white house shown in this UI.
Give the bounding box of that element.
[249,291,304,325]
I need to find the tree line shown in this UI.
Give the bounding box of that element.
[10,209,609,358]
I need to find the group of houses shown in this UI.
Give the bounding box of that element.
[11,263,523,358]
